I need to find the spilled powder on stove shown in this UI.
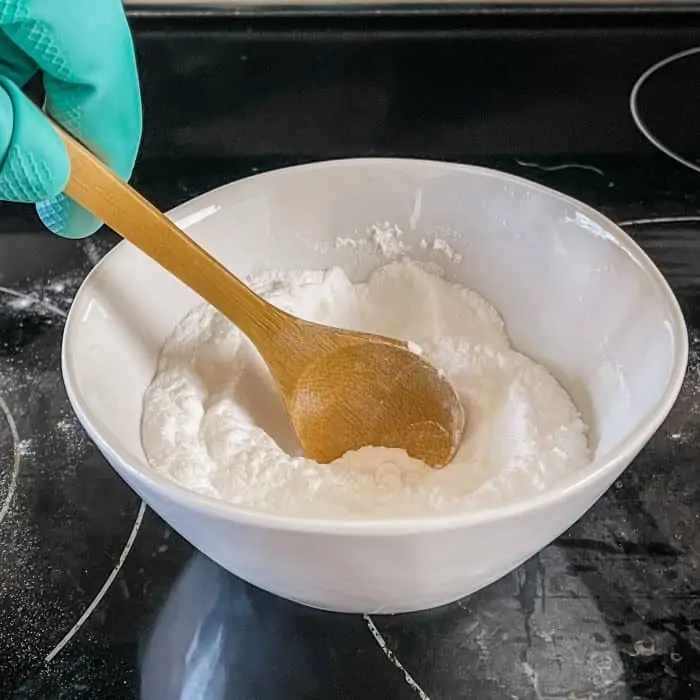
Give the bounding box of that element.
[141,260,590,518]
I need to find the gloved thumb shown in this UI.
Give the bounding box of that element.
[0,76,69,204]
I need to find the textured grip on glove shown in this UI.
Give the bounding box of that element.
[0,77,68,202]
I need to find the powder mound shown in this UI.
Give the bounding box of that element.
[141,260,590,519]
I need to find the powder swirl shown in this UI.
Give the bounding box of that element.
[141,261,589,519]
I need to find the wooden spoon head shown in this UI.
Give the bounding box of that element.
[288,339,465,468]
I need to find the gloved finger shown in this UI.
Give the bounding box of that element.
[0,0,142,239]
[0,76,68,203]
[0,30,37,87]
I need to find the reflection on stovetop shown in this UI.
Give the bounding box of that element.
[1,156,700,700]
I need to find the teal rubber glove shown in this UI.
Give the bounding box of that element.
[0,0,142,238]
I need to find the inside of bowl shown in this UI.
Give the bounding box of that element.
[64,159,684,476]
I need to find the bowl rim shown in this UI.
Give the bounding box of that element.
[62,157,689,536]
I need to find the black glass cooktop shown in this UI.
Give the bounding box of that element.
[3,7,700,700]
[1,156,699,700]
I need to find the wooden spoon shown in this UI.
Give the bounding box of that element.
[56,127,466,467]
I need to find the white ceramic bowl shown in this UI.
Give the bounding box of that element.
[62,159,688,614]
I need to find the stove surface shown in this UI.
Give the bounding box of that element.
[0,157,699,699]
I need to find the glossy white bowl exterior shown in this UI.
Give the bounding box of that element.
[62,159,687,614]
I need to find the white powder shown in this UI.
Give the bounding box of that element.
[141,260,590,519]
[332,222,462,264]
[419,237,463,263]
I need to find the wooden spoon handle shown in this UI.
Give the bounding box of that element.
[55,125,286,345]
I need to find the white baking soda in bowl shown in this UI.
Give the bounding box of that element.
[141,257,590,519]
